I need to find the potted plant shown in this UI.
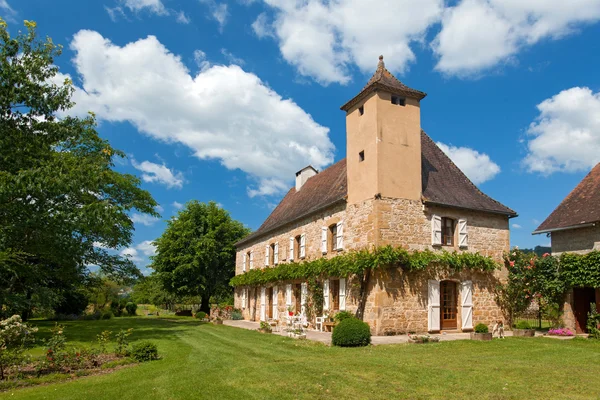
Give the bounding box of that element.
[513,321,535,337]
[213,317,223,325]
[287,306,294,317]
[470,323,492,341]
[259,321,272,333]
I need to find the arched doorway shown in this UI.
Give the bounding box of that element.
[440,281,458,330]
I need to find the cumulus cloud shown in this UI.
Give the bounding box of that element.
[120,247,143,263]
[523,87,600,174]
[136,240,157,257]
[437,142,501,184]
[257,0,443,85]
[61,30,333,197]
[131,213,161,226]
[120,240,156,266]
[131,159,184,189]
[252,12,274,39]
[106,0,190,24]
[432,0,600,76]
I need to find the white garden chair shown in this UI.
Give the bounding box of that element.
[315,316,325,332]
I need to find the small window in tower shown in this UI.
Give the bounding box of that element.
[359,151,365,162]
[358,105,364,115]
[391,96,406,106]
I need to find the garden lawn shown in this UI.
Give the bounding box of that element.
[3,317,600,400]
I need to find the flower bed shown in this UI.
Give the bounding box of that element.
[547,328,574,336]
[408,335,440,344]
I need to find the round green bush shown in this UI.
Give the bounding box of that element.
[515,320,531,330]
[333,310,355,323]
[332,318,371,347]
[474,323,489,333]
[130,340,159,362]
[125,302,138,316]
[101,311,113,320]
[195,311,207,319]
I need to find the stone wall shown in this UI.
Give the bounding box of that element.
[551,225,600,255]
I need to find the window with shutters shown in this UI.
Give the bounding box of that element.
[248,251,253,269]
[294,283,302,315]
[269,243,275,266]
[274,242,279,264]
[328,224,337,252]
[442,217,455,246]
[330,279,340,311]
[294,235,301,260]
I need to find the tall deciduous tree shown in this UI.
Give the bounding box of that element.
[152,201,249,312]
[0,20,158,317]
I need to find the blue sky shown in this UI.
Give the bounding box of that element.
[4,0,600,272]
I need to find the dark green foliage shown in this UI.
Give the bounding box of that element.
[332,318,371,347]
[231,246,497,287]
[0,20,158,318]
[519,246,552,257]
[152,201,250,312]
[515,320,531,330]
[195,311,207,320]
[587,303,600,340]
[101,311,113,320]
[54,290,89,316]
[258,321,272,333]
[125,302,137,316]
[333,311,354,323]
[474,323,489,333]
[130,341,158,362]
[231,310,242,320]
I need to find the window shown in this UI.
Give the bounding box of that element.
[358,105,364,115]
[442,217,455,246]
[359,150,365,162]
[328,224,337,252]
[330,279,340,311]
[295,235,302,260]
[391,96,406,106]
[248,251,253,269]
[269,243,275,265]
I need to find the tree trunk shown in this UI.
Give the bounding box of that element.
[355,269,371,321]
[200,294,211,314]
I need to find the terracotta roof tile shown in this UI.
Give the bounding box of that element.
[237,132,515,246]
[535,163,600,233]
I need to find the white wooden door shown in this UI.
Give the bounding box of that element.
[461,280,473,330]
[428,280,440,332]
[260,287,266,321]
[272,286,279,320]
[339,278,346,311]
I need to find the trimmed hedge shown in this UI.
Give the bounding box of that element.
[474,323,489,333]
[130,340,159,362]
[332,318,371,347]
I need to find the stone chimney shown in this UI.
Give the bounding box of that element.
[295,166,318,191]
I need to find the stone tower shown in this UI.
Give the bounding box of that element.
[341,56,427,205]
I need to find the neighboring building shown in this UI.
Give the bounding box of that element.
[234,56,516,335]
[533,163,600,333]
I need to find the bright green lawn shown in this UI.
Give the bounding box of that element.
[3,317,600,400]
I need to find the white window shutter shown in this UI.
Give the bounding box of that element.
[458,219,468,248]
[323,279,330,311]
[336,221,344,250]
[289,237,294,261]
[242,253,246,272]
[249,251,254,269]
[286,284,292,307]
[321,227,327,254]
[461,280,473,331]
[274,242,279,265]
[241,288,246,309]
[300,234,306,258]
[428,280,441,332]
[431,215,442,246]
[339,278,346,310]
[260,287,266,321]
[265,245,270,266]
[301,282,307,315]
[272,286,279,320]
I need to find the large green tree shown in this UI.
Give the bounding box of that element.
[152,201,249,312]
[0,20,158,317]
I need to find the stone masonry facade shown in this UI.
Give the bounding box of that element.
[234,196,510,335]
[551,225,600,256]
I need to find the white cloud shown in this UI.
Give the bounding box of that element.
[523,87,600,174]
[62,31,333,197]
[105,6,127,22]
[155,204,164,213]
[432,0,600,76]
[122,0,167,15]
[0,0,16,20]
[193,50,211,72]
[247,177,289,198]
[131,213,160,226]
[257,0,443,85]
[176,11,191,24]
[199,0,229,31]
[220,49,245,66]
[512,223,522,229]
[172,201,184,209]
[136,240,157,257]
[131,159,184,189]
[252,12,273,39]
[120,247,143,263]
[436,142,501,185]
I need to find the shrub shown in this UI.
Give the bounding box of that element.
[96,330,112,354]
[587,303,600,339]
[231,310,243,320]
[474,323,489,334]
[54,290,89,316]
[0,315,38,380]
[125,302,137,316]
[115,329,134,356]
[332,318,371,347]
[101,311,113,320]
[259,321,272,333]
[333,310,354,323]
[130,341,159,362]
[195,311,207,320]
[110,301,123,317]
[515,320,532,330]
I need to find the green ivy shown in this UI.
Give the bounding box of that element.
[560,251,600,288]
[230,245,498,287]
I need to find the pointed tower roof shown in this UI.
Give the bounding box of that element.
[341,55,426,111]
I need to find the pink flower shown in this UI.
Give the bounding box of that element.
[509,261,515,267]
[543,253,550,258]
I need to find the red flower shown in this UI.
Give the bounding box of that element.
[543,253,550,258]
[509,261,515,267]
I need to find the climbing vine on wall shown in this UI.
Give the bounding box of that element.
[230,245,498,287]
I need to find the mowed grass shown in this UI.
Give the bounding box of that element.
[3,317,600,400]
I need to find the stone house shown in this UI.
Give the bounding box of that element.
[533,163,600,333]
[234,56,516,335]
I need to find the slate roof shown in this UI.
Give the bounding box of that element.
[237,131,516,246]
[341,56,427,112]
[534,163,600,233]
